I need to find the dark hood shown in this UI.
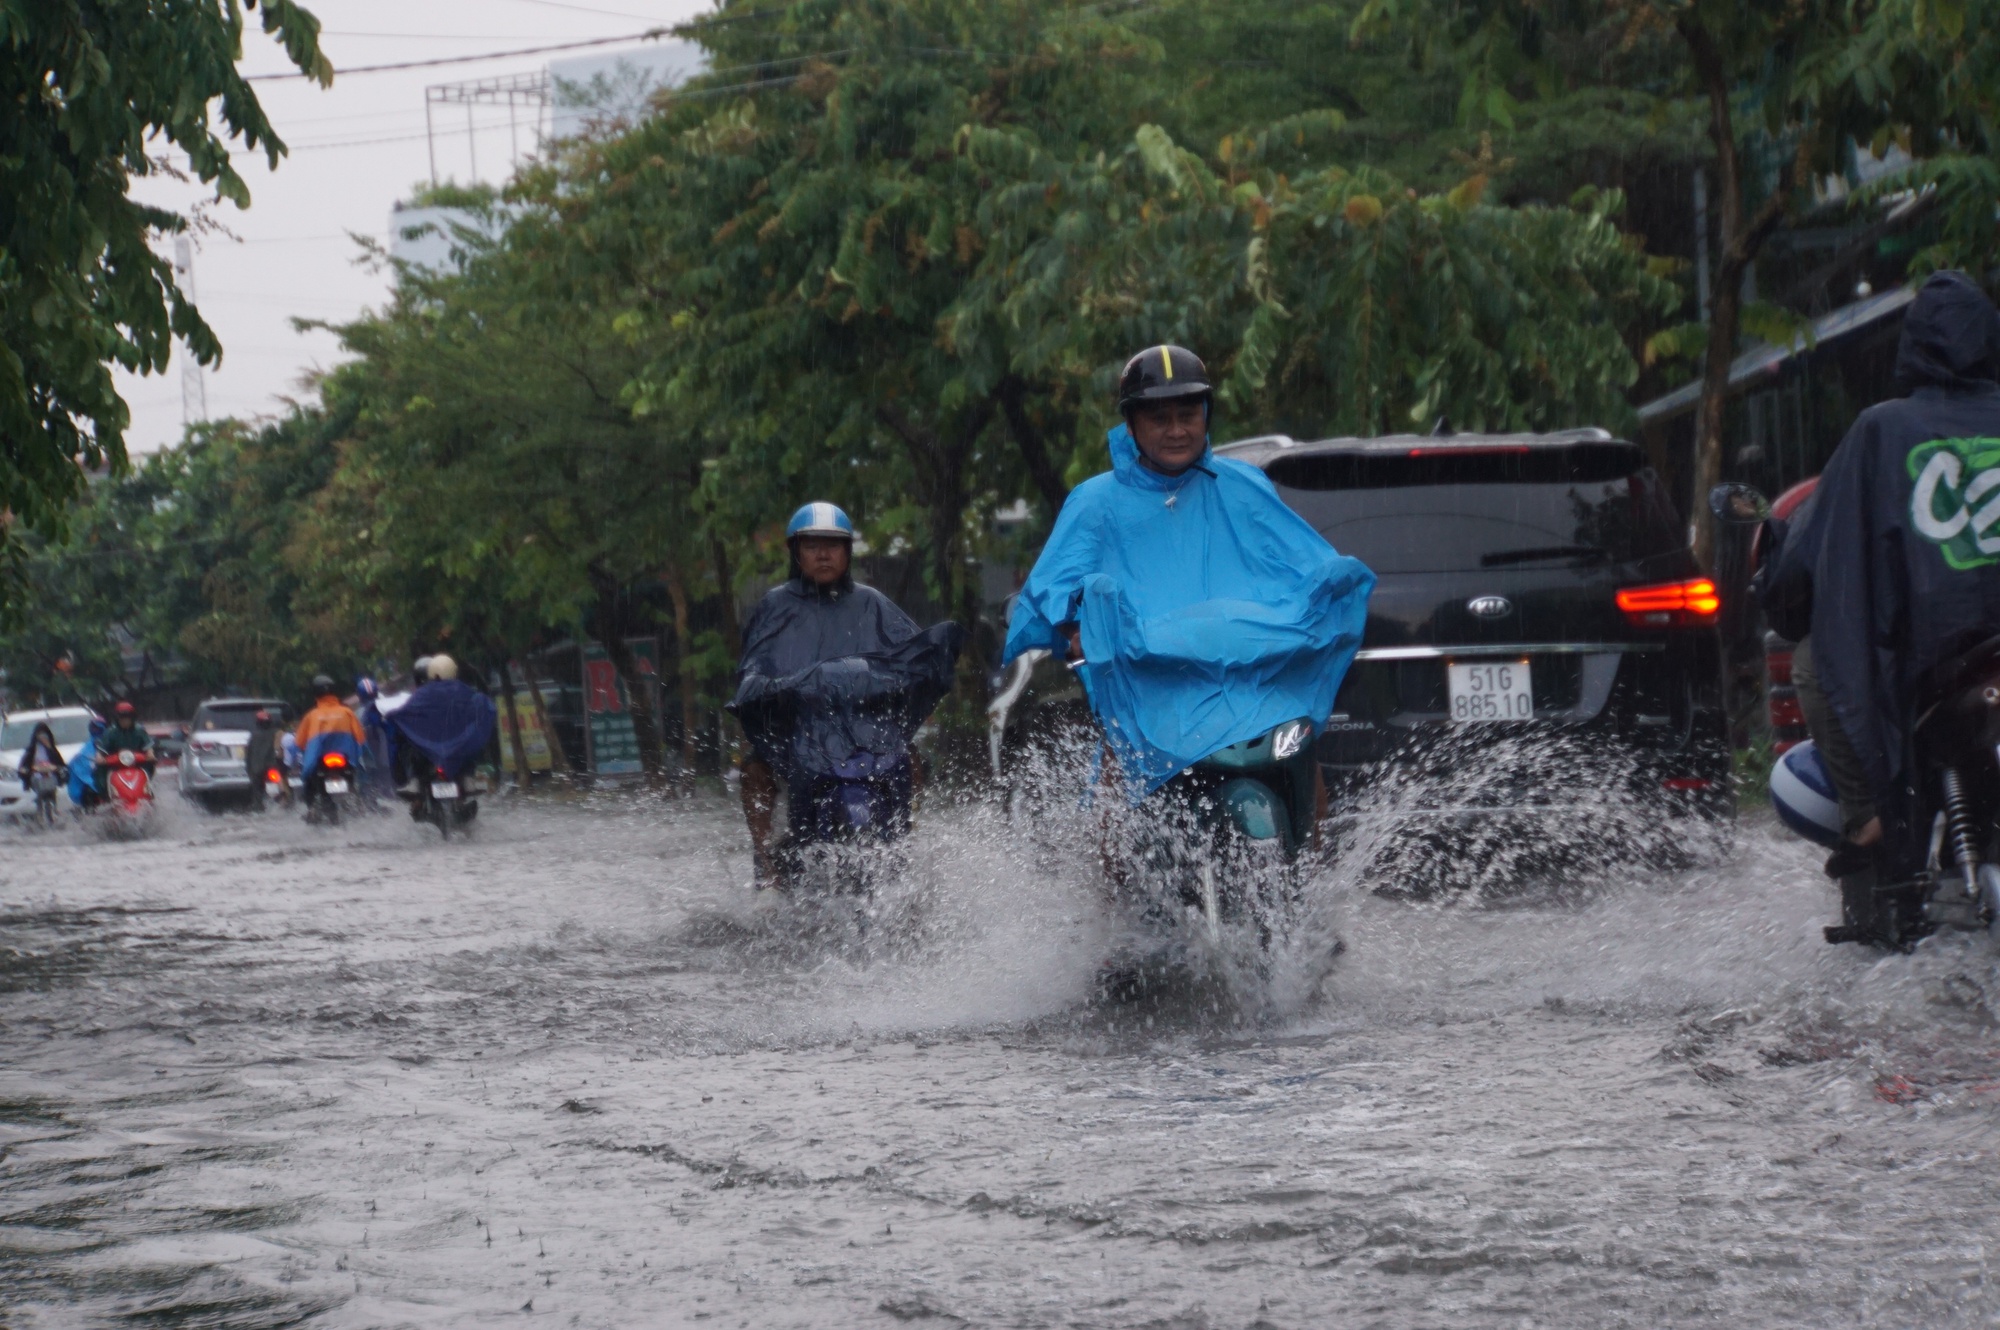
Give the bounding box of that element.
[1895,270,2000,392]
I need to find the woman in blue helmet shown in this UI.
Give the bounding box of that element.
[728,503,963,885]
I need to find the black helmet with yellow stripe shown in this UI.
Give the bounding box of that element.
[1117,344,1212,418]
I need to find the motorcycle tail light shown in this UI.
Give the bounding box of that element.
[1616,578,1720,627]
[322,753,348,769]
[435,765,447,776]
[267,768,283,782]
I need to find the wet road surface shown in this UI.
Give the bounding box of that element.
[3,791,1999,1327]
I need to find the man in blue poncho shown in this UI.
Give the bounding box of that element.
[385,653,497,818]
[1004,345,1375,815]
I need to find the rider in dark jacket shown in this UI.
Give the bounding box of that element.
[15,722,68,790]
[1803,270,2000,874]
[729,503,962,884]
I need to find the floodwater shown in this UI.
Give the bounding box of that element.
[3,783,1999,1328]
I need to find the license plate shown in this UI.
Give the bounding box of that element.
[430,782,459,799]
[323,779,349,795]
[1447,659,1534,722]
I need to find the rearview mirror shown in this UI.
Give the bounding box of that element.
[1708,482,1771,526]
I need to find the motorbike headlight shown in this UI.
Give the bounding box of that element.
[1270,718,1313,761]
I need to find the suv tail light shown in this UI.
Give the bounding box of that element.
[1616,578,1719,628]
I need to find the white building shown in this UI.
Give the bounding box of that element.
[548,40,708,141]
[394,40,709,277]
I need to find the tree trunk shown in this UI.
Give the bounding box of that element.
[876,399,994,613]
[588,568,668,784]
[664,564,701,779]
[708,534,742,661]
[1681,14,1798,572]
[524,665,572,776]
[999,375,1071,519]
[603,631,668,785]
[499,658,533,793]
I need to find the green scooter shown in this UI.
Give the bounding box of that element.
[1116,716,1320,947]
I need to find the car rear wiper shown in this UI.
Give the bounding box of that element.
[1478,545,1609,566]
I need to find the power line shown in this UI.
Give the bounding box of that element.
[323,31,580,40]
[248,30,669,81]
[503,0,670,20]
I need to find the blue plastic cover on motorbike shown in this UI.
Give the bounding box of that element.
[386,680,497,774]
[302,731,363,771]
[1005,423,1376,799]
[729,578,963,781]
[67,718,106,804]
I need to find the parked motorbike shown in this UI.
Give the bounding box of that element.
[302,750,357,826]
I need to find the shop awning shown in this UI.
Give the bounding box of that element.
[1636,285,1917,426]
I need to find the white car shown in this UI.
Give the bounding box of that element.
[0,707,98,818]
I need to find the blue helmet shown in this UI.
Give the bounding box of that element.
[786,502,856,542]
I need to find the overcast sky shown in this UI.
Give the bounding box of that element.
[115,0,713,455]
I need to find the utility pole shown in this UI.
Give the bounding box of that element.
[173,236,207,428]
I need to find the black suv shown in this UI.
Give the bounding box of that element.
[1221,428,1731,853]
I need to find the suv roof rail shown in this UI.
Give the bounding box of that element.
[1218,432,1298,450]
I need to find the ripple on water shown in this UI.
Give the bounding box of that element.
[0,790,1997,1327]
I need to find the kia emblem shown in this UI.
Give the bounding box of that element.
[1467,595,1513,619]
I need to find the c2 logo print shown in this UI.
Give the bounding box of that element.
[1908,437,2000,570]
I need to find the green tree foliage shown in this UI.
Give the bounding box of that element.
[1348,0,2000,562]
[0,0,328,585]
[0,406,363,705]
[30,0,1988,757]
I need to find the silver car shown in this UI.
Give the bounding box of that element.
[180,698,293,809]
[0,707,98,818]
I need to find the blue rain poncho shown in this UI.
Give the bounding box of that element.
[386,679,497,776]
[1004,423,1375,798]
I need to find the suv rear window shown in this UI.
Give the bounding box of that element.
[1265,442,1685,574]
[194,703,289,732]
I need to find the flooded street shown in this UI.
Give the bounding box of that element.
[4,792,2000,1328]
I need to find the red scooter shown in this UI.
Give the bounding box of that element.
[95,749,155,828]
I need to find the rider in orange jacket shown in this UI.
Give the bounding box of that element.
[294,675,367,753]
